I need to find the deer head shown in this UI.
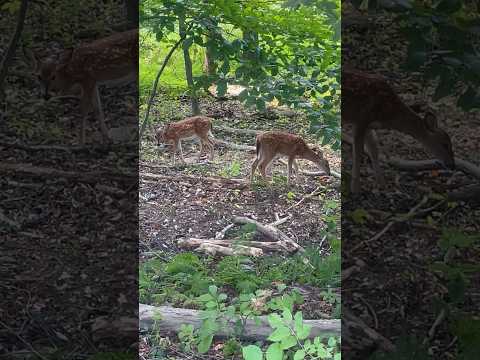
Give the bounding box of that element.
[155,123,171,147]
[24,47,74,100]
[421,112,455,169]
[307,145,331,176]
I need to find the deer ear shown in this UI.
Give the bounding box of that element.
[424,111,438,130]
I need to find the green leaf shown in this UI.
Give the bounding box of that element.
[266,343,283,360]
[268,313,284,328]
[206,301,217,309]
[448,273,466,304]
[328,337,337,347]
[198,294,214,302]
[434,0,462,14]
[238,89,249,102]
[294,311,303,331]
[268,325,291,342]
[217,80,228,97]
[280,335,297,350]
[350,208,369,225]
[256,99,266,112]
[282,309,293,323]
[297,323,312,340]
[242,345,263,360]
[294,349,306,360]
[316,343,329,358]
[208,285,218,296]
[197,334,213,353]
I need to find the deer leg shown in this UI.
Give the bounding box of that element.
[208,138,215,161]
[351,125,367,193]
[93,85,109,142]
[364,129,385,187]
[171,140,179,166]
[259,156,274,182]
[250,156,260,183]
[197,140,204,162]
[287,156,296,185]
[292,159,300,181]
[79,87,95,145]
[178,140,185,163]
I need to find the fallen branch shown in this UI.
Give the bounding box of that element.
[195,243,263,257]
[283,186,323,213]
[233,216,304,252]
[278,159,340,179]
[215,223,235,240]
[214,138,256,151]
[447,184,480,203]
[350,196,430,252]
[1,162,136,184]
[140,172,247,188]
[139,304,341,340]
[343,308,395,353]
[269,214,292,227]
[388,157,480,179]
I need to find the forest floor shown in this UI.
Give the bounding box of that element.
[342,6,480,359]
[138,94,341,359]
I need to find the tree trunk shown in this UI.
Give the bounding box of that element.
[203,19,218,76]
[124,0,138,26]
[179,15,200,115]
[0,0,29,93]
[139,33,187,142]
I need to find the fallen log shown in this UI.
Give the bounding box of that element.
[447,184,480,204]
[178,237,298,254]
[388,157,480,180]
[139,304,341,340]
[0,162,136,184]
[194,243,263,257]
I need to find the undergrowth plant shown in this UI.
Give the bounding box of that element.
[369,228,480,359]
[242,309,341,360]
[175,286,340,358]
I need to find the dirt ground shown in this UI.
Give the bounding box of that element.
[139,97,341,256]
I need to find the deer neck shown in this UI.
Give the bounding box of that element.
[389,105,428,141]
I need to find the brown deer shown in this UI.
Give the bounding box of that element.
[342,68,455,193]
[25,29,138,145]
[250,131,330,185]
[155,116,215,165]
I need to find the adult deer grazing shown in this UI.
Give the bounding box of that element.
[155,116,215,165]
[342,68,455,193]
[25,29,138,145]
[250,131,330,185]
